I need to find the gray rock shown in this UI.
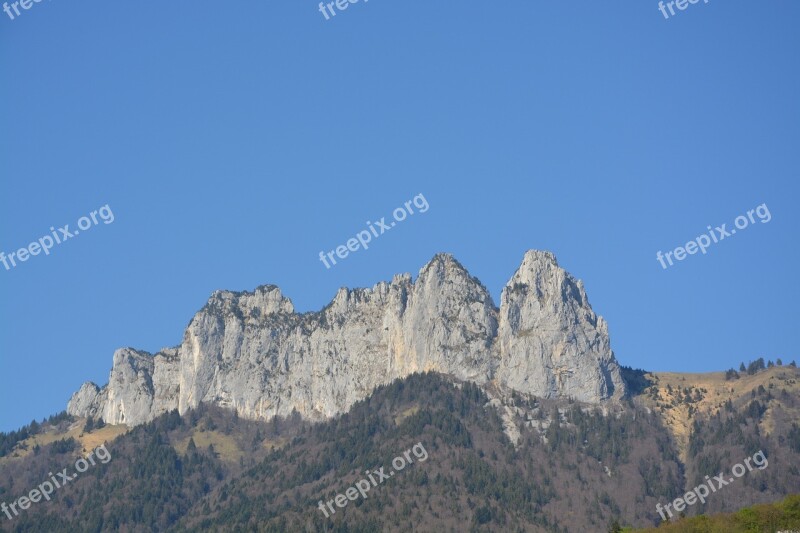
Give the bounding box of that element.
[68,251,626,426]
[495,251,625,403]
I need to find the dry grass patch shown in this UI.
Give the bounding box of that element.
[174,429,244,463]
[639,366,800,462]
[0,419,128,466]
[395,405,420,426]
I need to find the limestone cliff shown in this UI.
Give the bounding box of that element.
[68,251,626,426]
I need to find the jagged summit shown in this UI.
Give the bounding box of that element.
[203,285,295,317]
[419,252,467,274]
[521,248,558,264]
[68,251,626,426]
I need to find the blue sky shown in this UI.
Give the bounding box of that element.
[1,1,798,431]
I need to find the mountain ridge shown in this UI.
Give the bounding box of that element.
[67,250,626,427]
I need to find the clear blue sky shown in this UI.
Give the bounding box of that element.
[1,1,798,432]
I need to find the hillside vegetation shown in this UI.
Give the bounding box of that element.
[1,364,798,531]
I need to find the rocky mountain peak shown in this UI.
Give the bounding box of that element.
[419,252,465,276]
[204,285,295,318]
[497,251,621,401]
[68,251,626,426]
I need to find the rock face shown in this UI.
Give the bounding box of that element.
[68,251,626,426]
[495,251,624,402]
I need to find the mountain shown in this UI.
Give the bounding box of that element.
[0,373,689,532]
[2,249,800,531]
[3,369,800,532]
[67,251,626,427]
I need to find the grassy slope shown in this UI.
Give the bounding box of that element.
[636,366,800,462]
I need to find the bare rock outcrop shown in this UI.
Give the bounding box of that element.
[68,251,626,426]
